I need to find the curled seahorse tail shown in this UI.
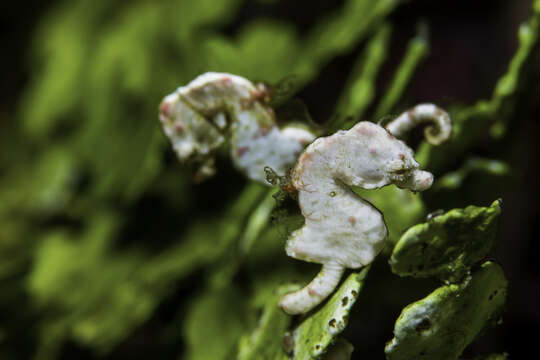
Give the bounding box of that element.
[385,103,452,145]
[279,262,344,315]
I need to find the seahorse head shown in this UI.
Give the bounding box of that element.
[346,122,433,191]
[159,92,226,162]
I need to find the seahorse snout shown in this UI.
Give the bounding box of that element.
[409,170,433,191]
[394,169,433,191]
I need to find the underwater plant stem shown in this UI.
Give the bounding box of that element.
[374,24,429,120]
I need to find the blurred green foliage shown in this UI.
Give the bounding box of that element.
[237,284,299,360]
[1,0,539,359]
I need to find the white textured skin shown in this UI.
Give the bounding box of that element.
[159,72,315,183]
[385,103,452,145]
[280,121,446,315]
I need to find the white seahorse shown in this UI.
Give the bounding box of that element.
[158,72,316,183]
[280,104,452,314]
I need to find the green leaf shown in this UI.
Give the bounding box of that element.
[385,261,508,360]
[301,0,397,69]
[0,146,76,217]
[292,268,369,360]
[28,213,148,359]
[237,284,300,360]
[184,287,253,360]
[390,200,501,281]
[204,21,300,83]
[20,0,108,138]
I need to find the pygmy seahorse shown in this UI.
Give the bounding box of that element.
[280,104,451,314]
[158,72,315,183]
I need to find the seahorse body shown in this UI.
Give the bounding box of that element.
[158,72,315,183]
[280,104,451,315]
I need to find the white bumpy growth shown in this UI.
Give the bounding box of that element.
[158,72,315,183]
[280,104,452,315]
